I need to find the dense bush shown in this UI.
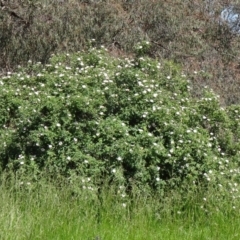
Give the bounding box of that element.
[1,46,240,195]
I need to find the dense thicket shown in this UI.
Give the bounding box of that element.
[1,47,240,195]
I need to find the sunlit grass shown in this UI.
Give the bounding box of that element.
[0,178,240,240]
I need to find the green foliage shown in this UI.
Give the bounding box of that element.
[0,48,240,195]
[134,41,151,57]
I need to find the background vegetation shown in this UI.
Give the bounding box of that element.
[1,0,240,105]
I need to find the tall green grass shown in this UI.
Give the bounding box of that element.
[1,177,240,240]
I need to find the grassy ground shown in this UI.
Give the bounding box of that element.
[1,180,239,240]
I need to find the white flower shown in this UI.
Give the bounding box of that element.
[156,177,160,182]
[112,169,116,173]
[122,203,127,208]
[117,157,122,161]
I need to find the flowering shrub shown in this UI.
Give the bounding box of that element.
[0,47,240,195]
[134,41,151,57]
